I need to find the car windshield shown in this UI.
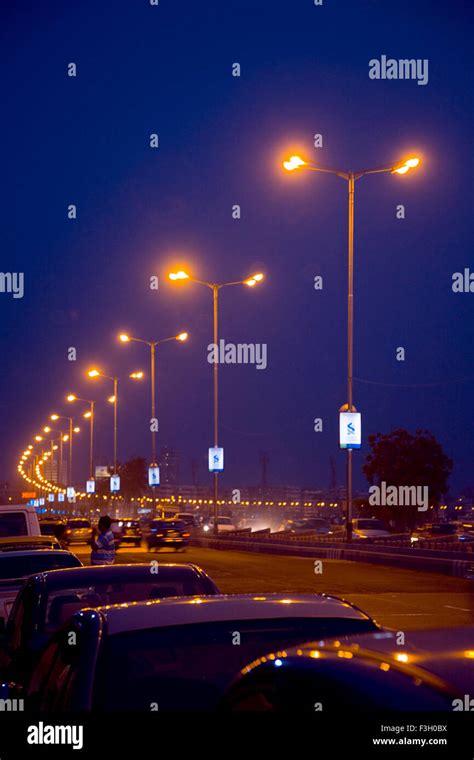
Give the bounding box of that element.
[93,617,377,711]
[0,513,28,537]
[44,577,211,633]
[356,520,386,531]
[217,518,232,525]
[0,553,81,580]
[40,523,59,536]
[67,520,90,529]
[151,521,185,531]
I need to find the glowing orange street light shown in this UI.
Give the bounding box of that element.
[167,268,265,527]
[281,150,422,541]
[118,330,189,467]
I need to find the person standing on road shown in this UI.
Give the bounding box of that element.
[90,515,115,565]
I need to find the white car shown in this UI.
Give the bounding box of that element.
[202,516,237,533]
[352,518,390,539]
[0,504,40,537]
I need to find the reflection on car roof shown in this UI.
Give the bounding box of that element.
[89,593,372,635]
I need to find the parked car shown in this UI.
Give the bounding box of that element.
[63,518,93,545]
[146,519,190,550]
[0,505,40,537]
[115,519,142,547]
[202,516,238,533]
[352,518,390,539]
[0,536,61,553]
[219,631,468,712]
[0,547,82,627]
[0,562,220,694]
[39,519,65,537]
[22,593,380,711]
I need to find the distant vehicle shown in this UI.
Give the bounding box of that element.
[115,519,142,547]
[352,518,390,539]
[146,519,190,550]
[219,627,474,719]
[0,549,82,626]
[64,518,93,545]
[411,522,474,545]
[0,505,40,537]
[202,517,238,533]
[175,513,200,529]
[0,563,220,694]
[39,519,64,537]
[22,593,380,711]
[279,518,333,535]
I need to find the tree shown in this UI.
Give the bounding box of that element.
[118,457,147,498]
[362,429,453,530]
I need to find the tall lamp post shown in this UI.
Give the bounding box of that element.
[67,395,96,484]
[49,415,81,487]
[283,153,421,540]
[87,368,143,491]
[118,331,188,472]
[168,269,264,531]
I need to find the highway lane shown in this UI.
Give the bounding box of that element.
[72,543,474,631]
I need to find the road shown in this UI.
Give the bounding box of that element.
[72,543,474,631]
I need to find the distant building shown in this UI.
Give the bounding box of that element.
[159,447,180,486]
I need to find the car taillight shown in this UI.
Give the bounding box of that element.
[183,532,190,538]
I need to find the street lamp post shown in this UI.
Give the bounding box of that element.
[67,395,96,481]
[87,368,143,489]
[168,269,264,532]
[50,415,79,486]
[119,331,188,469]
[283,154,420,541]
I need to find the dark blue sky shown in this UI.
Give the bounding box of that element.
[3,0,473,493]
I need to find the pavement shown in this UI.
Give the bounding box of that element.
[71,543,474,631]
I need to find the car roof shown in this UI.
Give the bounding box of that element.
[89,593,372,635]
[34,562,207,590]
[0,536,60,551]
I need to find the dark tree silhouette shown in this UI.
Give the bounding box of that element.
[362,429,453,530]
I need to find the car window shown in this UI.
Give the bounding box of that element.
[67,520,90,529]
[0,513,28,537]
[43,578,211,634]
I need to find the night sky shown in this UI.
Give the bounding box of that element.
[3,0,473,494]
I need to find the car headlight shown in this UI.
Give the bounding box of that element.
[203,524,210,532]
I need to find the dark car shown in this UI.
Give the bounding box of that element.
[116,519,142,547]
[20,593,380,711]
[147,519,190,551]
[219,625,474,712]
[0,563,220,694]
[39,519,65,537]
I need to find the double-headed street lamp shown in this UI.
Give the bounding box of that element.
[168,269,264,529]
[118,331,188,475]
[87,367,143,490]
[49,415,81,487]
[283,153,421,540]
[67,395,96,485]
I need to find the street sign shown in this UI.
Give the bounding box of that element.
[148,466,160,487]
[95,465,109,479]
[208,447,224,472]
[48,494,54,502]
[86,479,96,494]
[39,498,45,506]
[339,412,361,449]
[110,475,120,492]
[66,487,75,499]
[58,493,65,502]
